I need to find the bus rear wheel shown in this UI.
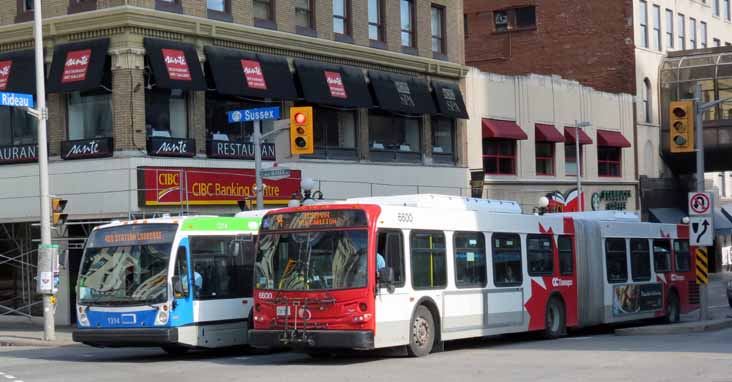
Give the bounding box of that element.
[665,291,680,324]
[543,297,566,339]
[407,305,435,357]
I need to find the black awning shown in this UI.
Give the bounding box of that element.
[432,81,468,119]
[368,71,436,115]
[144,38,205,91]
[0,50,35,94]
[294,60,373,108]
[47,38,109,93]
[204,46,297,100]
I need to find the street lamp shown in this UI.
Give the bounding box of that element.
[287,177,324,207]
[574,120,591,211]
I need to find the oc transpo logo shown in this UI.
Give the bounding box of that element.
[241,59,267,90]
[552,277,573,288]
[62,49,91,84]
[0,60,12,90]
[162,49,192,81]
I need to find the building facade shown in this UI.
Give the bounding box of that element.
[0,0,468,324]
[466,69,637,213]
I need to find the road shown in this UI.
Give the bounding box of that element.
[0,325,731,382]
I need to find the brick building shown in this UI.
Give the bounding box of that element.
[0,0,468,324]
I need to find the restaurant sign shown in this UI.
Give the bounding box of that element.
[206,140,276,161]
[0,144,37,164]
[137,166,301,206]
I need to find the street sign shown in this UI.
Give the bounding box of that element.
[227,106,281,123]
[261,167,291,181]
[689,192,712,216]
[689,216,714,246]
[696,247,709,285]
[0,91,34,108]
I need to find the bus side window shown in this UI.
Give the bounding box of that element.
[453,231,487,288]
[558,236,574,276]
[605,238,628,283]
[377,230,405,287]
[526,234,553,276]
[174,246,190,298]
[410,231,447,290]
[190,236,248,300]
[674,240,691,272]
[630,239,651,282]
[652,239,672,273]
[492,233,522,287]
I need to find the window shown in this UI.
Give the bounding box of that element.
[643,77,652,123]
[674,240,690,272]
[492,233,522,286]
[678,14,686,49]
[535,142,554,176]
[690,18,696,48]
[253,0,273,21]
[410,231,447,289]
[558,236,574,275]
[156,0,182,13]
[190,236,254,299]
[598,147,622,177]
[630,239,651,281]
[639,1,648,48]
[173,247,190,298]
[0,107,37,146]
[653,239,672,273]
[494,6,536,32]
[726,0,731,21]
[715,0,721,16]
[527,235,553,276]
[400,0,415,48]
[146,89,188,139]
[68,0,97,14]
[701,21,707,48]
[23,0,32,10]
[665,9,674,49]
[205,94,276,143]
[652,5,661,50]
[67,91,113,140]
[295,0,314,30]
[454,232,487,288]
[376,230,405,287]
[431,117,454,161]
[606,238,628,283]
[431,5,445,55]
[207,0,226,12]
[369,112,421,161]
[307,106,357,159]
[483,140,516,175]
[515,6,536,28]
[565,143,583,176]
[333,0,350,36]
[714,38,722,47]
[368,0,384,42]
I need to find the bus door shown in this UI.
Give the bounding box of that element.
[374,229,411,348]
[170,238,194,326]
[486,233,524,329]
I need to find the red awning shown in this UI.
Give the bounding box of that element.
[564,127,593,145]
[597,130,631,148]
[535,123,565,142]
[482,119,528,140]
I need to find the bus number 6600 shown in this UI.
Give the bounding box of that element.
[397,213,414,223]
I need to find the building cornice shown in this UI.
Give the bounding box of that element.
[0,5,467,79]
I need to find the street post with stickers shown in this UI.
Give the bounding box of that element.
[688,191,712,321]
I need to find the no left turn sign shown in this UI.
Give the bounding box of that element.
[689,192,712,216]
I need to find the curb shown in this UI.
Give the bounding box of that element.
[0,337,75,348]
[614,319,732,336]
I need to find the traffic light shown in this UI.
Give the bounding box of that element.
[669,101,695,153]
[290,106,314,155]
[51,197,68,226]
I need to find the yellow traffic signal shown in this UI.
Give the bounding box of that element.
[290,106,314,155]
[669,101,695,153]
[51,197,68,226]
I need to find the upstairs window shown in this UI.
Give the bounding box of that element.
[483,140,516,175]
[494,6,536,32]
[652,5,661,51]
[598,147,622,177]
[431,5,446,55]
[639,0,648,48]
[67,90,113,140]
[678,14,686,49]
[0,107,37,146]
[254,0,274,21]
[690,17,697,48]
[145,89,188,139]
[400,0,415,48]
[535,142,554,176]
[333,0,351,36]
[295,0,314,30]
[665,9,674,49]
[368,0,384,42]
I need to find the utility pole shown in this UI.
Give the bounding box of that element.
[253,120,264,210]
[32,0,54,340]
[694,83,709,321]
[574,121,591,211]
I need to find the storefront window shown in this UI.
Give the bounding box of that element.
[67,91,112,140]
[205,93,276,142]
[0,106,37,146]
[369,111,421,162]
[431,117,454,163]
[304,106,357,160]
[145,89,188,138]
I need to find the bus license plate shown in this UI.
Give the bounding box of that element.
[276,306,290,316]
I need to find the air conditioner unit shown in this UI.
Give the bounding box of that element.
[495,11,509,26]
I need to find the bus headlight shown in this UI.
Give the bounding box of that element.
[155,305,169,325]
[77,306,90,327]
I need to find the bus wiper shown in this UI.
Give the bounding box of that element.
[84,287,128,305]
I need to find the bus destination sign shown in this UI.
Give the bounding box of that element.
[262,210,367,231]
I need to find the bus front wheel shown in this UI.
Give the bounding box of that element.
[407,305,435,357]
[665,291,680,324]
[544,297,566,339]
[161,344,190,355]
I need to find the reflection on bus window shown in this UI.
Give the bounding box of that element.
[674,240,691,272]
[190,236,253,299]
[173,246,190,298]
[527,235,553,276]
[558,236,574,275]
[630,239,651,282]
[492,233,522,287]
[605,238,628,283]
[377,230,405,287]
[410,231,447,290]
[453,232,487,288]
[653,240,672,273]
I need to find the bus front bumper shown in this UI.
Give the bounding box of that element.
[73,328,178,348]
[249,329,374,350]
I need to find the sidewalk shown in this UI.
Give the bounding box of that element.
[0,315,75,347]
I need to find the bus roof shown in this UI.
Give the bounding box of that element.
[93,215,263,233]
[343,194,522,214]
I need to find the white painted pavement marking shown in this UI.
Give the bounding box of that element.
[4,375,15,379]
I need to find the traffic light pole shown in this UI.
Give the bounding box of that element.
[253,120,264,210]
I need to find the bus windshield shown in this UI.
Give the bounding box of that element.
[255,210,369,291]
[78,224,178,306]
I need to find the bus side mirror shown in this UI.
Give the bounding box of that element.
[172,276,184,296]
[378,267,396,293]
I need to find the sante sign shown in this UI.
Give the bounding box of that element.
[62,49,92,84]
[324,71,347,99]
[162,49,192,81]
[137,166,301,206]
[241,59,267,90]
[0,60,12,90]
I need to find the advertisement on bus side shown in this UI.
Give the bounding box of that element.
[612,283,663,316]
